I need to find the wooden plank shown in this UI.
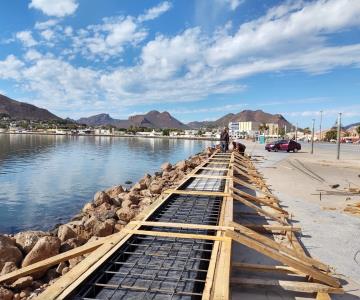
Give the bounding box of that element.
[230,221,329,272]
[188,174,232,180]
[231,277,343,294]
[316,292,332,300]
[123,229,230,242]
[36,229,133,300]
[242,224,301,232]
[163,189,230,197]
[129,221,233,231]
[226,230,340,287]
[233,165,261,181]
[232,262,305,276]
[231,192,288,225]
[198,167,229,171]
[233,176,279,200]
[231,186,285,214]
[0,235,113,284]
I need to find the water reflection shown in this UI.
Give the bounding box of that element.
[0,134,213,233]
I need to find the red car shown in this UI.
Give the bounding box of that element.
[265,140,301,152]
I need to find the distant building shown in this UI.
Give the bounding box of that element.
[94,129,112,135]
[266,123,279,136]
[229,121,260,138]
[184,130,199,137]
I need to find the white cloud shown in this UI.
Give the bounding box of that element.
[138,1,172,22]
[29,0,78,17]
[216,0,244,11]
[0,55,24,80]
[24,49,43,61]
[73,17,147,59]
[40,29,55,41]
[16,31,37,47]
[34,19,59,30]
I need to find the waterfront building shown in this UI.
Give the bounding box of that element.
[229,121,260,138]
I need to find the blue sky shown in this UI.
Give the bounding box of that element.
[0,0,360,128]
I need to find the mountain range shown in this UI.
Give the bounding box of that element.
[1,93,298,130]
[187,110,294,129]
[0,94,60,121]
[77,111,189,129]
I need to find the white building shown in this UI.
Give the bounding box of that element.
[229,121,260,138]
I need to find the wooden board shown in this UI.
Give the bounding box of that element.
[231,277,343,294]
[226,230,340,287]
[129,221,234,231]
[164,189,230,197]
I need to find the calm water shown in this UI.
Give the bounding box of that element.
[0,134,212,233]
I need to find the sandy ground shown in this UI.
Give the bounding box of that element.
[232,141,360,299]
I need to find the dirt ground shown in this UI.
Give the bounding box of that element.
[233,141,360,299]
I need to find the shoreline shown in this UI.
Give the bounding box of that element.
[0,132,219,141]
[0,147,214,299]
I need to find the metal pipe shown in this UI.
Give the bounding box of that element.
[311,119,315,154]
[336,113,342,160]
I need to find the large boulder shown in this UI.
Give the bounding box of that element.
[57,225,77,242]
[130,180,147,192]
[161,162,172,172]
[15,231,48,254]
[0,287,13,300]
[93,219,114,237]
[11,276,33,290]
[93,203,117,221]
[82,202,94,213]
[0,235,23,270]
[22,236,61,268]
[60,237,86,253]
[175,160,187,171]
[116,207,136,223]
[93,191,112,207]
[1,261,18,275]
[105,185,124,198]
[149,183,162,194]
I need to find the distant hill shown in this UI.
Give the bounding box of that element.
[187,110,293,129]
[344,122,360,130]
[0,94,61,121]
[77,110,189,129]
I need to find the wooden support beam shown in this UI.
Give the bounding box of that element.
[198,167,229,171]
[233,176,279,201]
[231,186,285,214]
[231,192,288,225]
[123,229,230,242]
[129,221,234,231]
[187,174,232,180]
[242,224,301,233]
[232,262,305,276]
[226,230,340,287]
[0,235,113,284]
[164,189,230,197]
[233,165,262,181]
[229,221,329,272]
[231,277,343,294]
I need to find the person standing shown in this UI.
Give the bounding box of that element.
[220,127,229,152]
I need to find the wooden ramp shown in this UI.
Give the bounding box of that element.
[0,151,342,299]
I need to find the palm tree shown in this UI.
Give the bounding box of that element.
[258,123,269,135]
[303,127,311,135]
[356,125,360,137]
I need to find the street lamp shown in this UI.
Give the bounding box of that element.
[319,110,323,142]
[311,119,315,154]
[336,113,342,160]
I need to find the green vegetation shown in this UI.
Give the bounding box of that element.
[258,123,269,134]
[325,129,337,141]
[356,125,360,136]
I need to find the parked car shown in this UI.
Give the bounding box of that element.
[265,140,301,152]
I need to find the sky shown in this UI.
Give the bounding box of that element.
[0,0,360,129]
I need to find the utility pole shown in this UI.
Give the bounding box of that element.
[336,112,342,160]
[311,119,315,154]
[319,110,323,142]
[295,123,298,141]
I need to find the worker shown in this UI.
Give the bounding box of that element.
[220,127,229,152]
[232,139,246,155]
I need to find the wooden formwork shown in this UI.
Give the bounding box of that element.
[0,150,343,300]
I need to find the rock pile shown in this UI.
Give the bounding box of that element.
[0,150,210,299]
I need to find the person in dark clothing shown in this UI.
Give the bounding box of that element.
[220,127,229,152]
[232,139,246,155]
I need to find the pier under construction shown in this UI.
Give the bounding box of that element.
[0,150,343,299]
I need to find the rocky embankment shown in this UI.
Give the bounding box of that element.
[0,148,214,300]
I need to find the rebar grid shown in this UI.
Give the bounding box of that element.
[70,158,228,300]
[204,162,229,168]
[195,169,227,176]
